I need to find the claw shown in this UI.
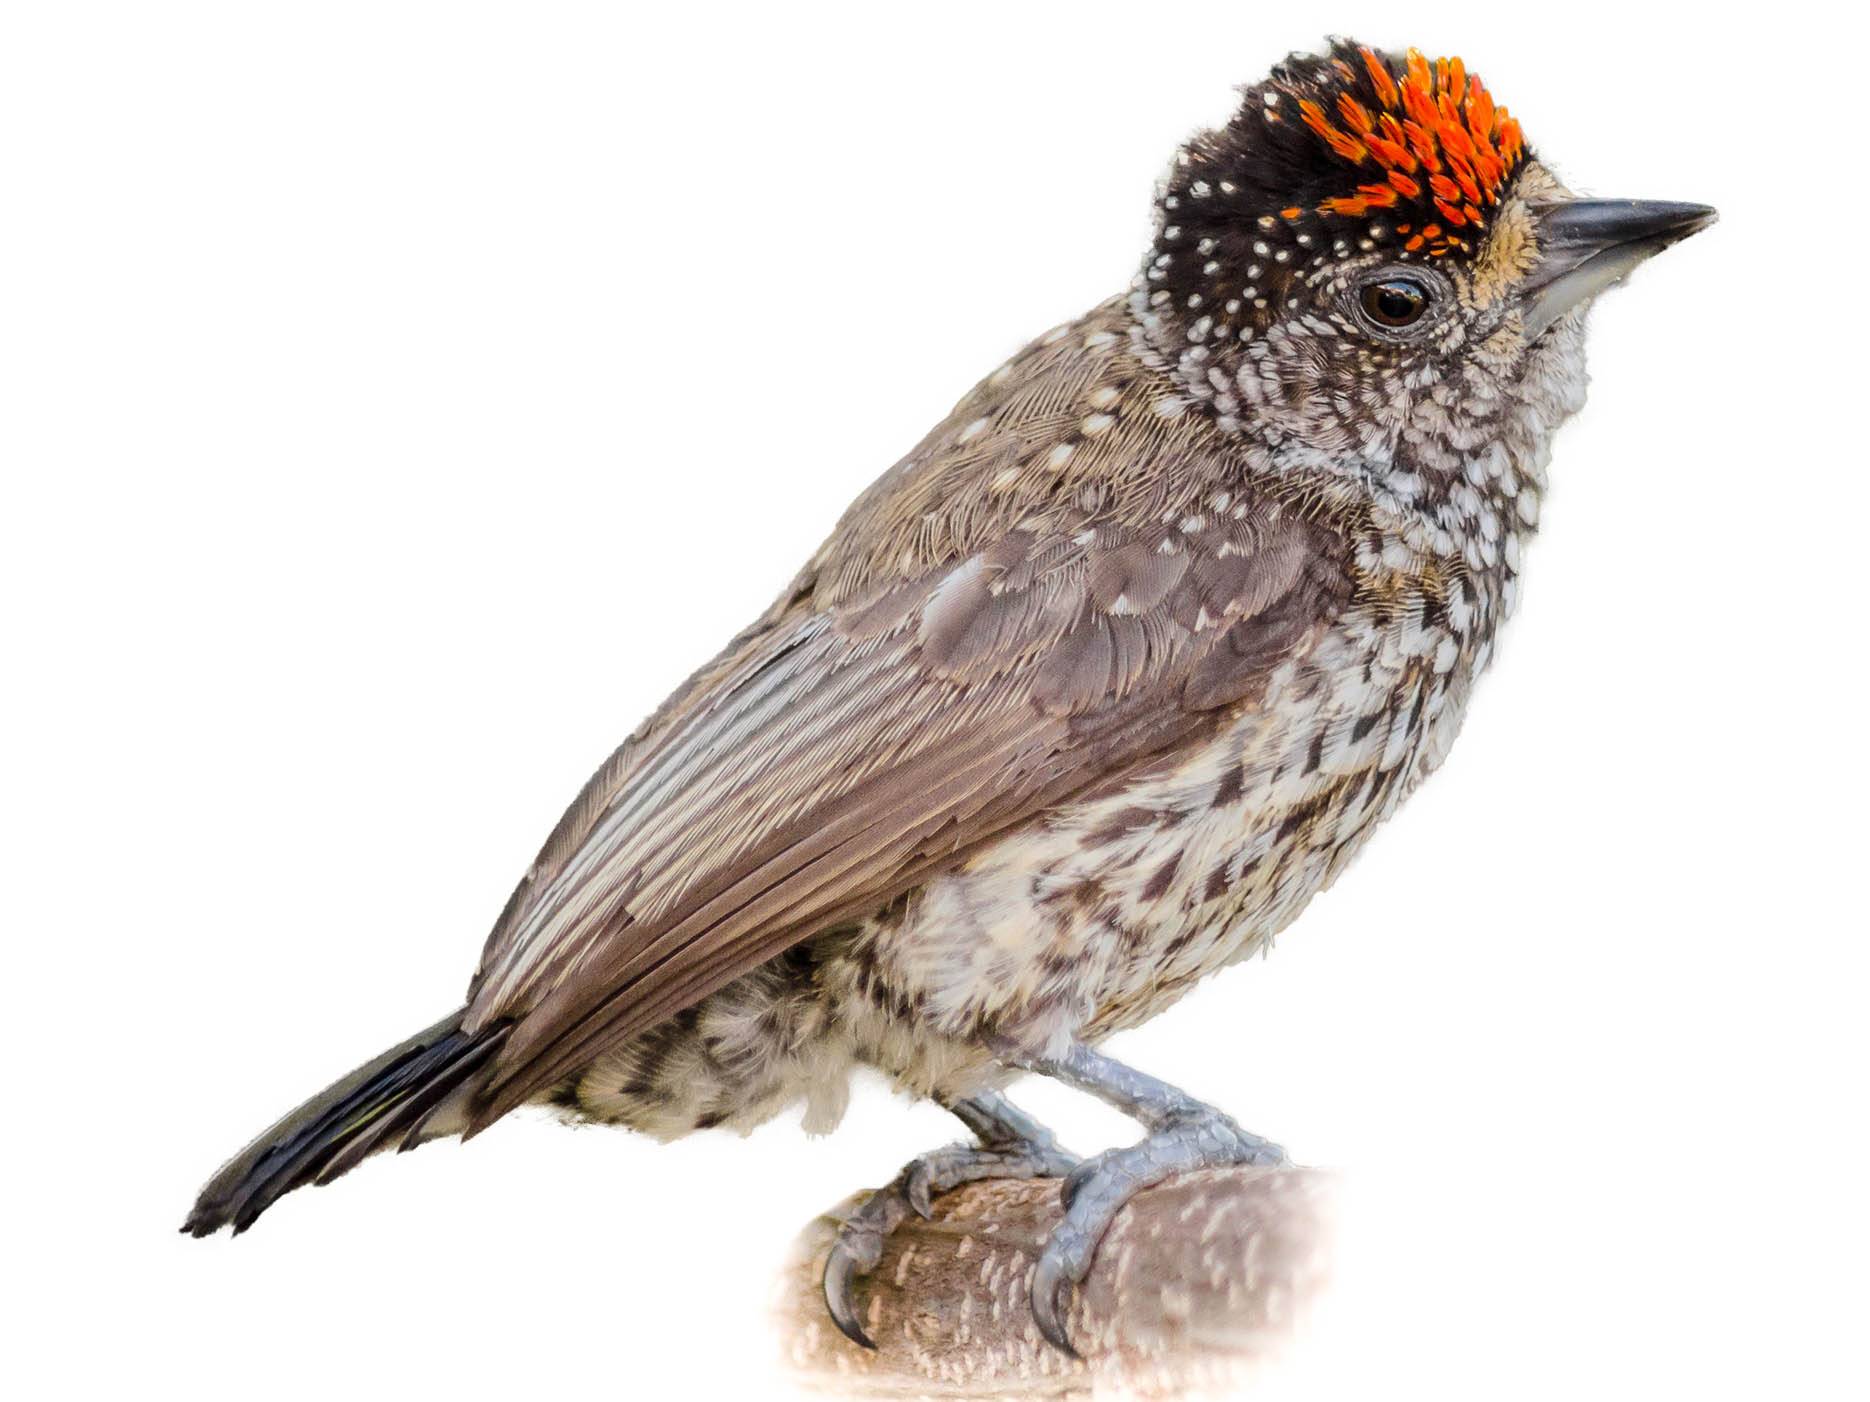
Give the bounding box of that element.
[818,1098,1078,1351]
[823,1235,879,1349]
[904,1163,935,1219]
[1029,1203,1099,1355]
[1029,1249,1081,1356]
[1026,1103,1291,1354]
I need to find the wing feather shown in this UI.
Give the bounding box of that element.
[459,302,1356,1127]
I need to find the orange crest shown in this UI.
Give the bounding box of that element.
[1293,46,1526,255]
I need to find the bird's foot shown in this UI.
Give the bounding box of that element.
[824,1119,1077,1348]
[1030,1108,1287,1354]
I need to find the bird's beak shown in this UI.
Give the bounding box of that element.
[1521,199,1717,340]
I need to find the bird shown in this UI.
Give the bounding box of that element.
[184,38,1714,1354]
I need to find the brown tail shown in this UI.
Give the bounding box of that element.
[182,1011,509,1236]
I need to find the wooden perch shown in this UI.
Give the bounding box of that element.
[776,1165,1336,1399]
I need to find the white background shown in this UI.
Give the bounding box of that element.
[4,3,1865,1398]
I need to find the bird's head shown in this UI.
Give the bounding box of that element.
[1133,39,1714,541]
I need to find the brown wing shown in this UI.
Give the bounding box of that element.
[460,302,1353,1128]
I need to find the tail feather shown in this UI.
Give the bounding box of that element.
[182,1011,509,1237]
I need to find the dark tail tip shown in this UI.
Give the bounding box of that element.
[184,1012,508,1237]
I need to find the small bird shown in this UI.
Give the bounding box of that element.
[186,39,1713,1353]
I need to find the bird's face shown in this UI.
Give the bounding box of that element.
[1133,42,1713,543]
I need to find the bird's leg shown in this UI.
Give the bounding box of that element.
[1004,1040,1289,1354]
[823,1089,1078,1348]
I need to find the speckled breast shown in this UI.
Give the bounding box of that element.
[844,572,1490,1062]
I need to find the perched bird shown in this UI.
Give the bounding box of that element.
[185,39,1713,1353]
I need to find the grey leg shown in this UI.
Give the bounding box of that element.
[823,1090,1077,1349]
[1006,1041,1288,1354]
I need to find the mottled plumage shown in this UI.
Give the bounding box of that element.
[186,36,1711,1356]
[468,297,1353,1130]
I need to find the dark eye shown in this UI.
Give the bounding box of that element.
[1359,277,1430,328]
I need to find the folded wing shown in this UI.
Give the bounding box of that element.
[462,325,1352,1128]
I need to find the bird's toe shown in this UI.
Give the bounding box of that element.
[823,1132,1081,1349]
[1026,1110,1288,1352]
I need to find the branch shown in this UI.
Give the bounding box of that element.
[776,1165,1336,1398]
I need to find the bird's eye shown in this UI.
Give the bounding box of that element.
[1359,277,1429,327]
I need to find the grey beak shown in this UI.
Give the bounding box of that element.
[1522,199,1716,340]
